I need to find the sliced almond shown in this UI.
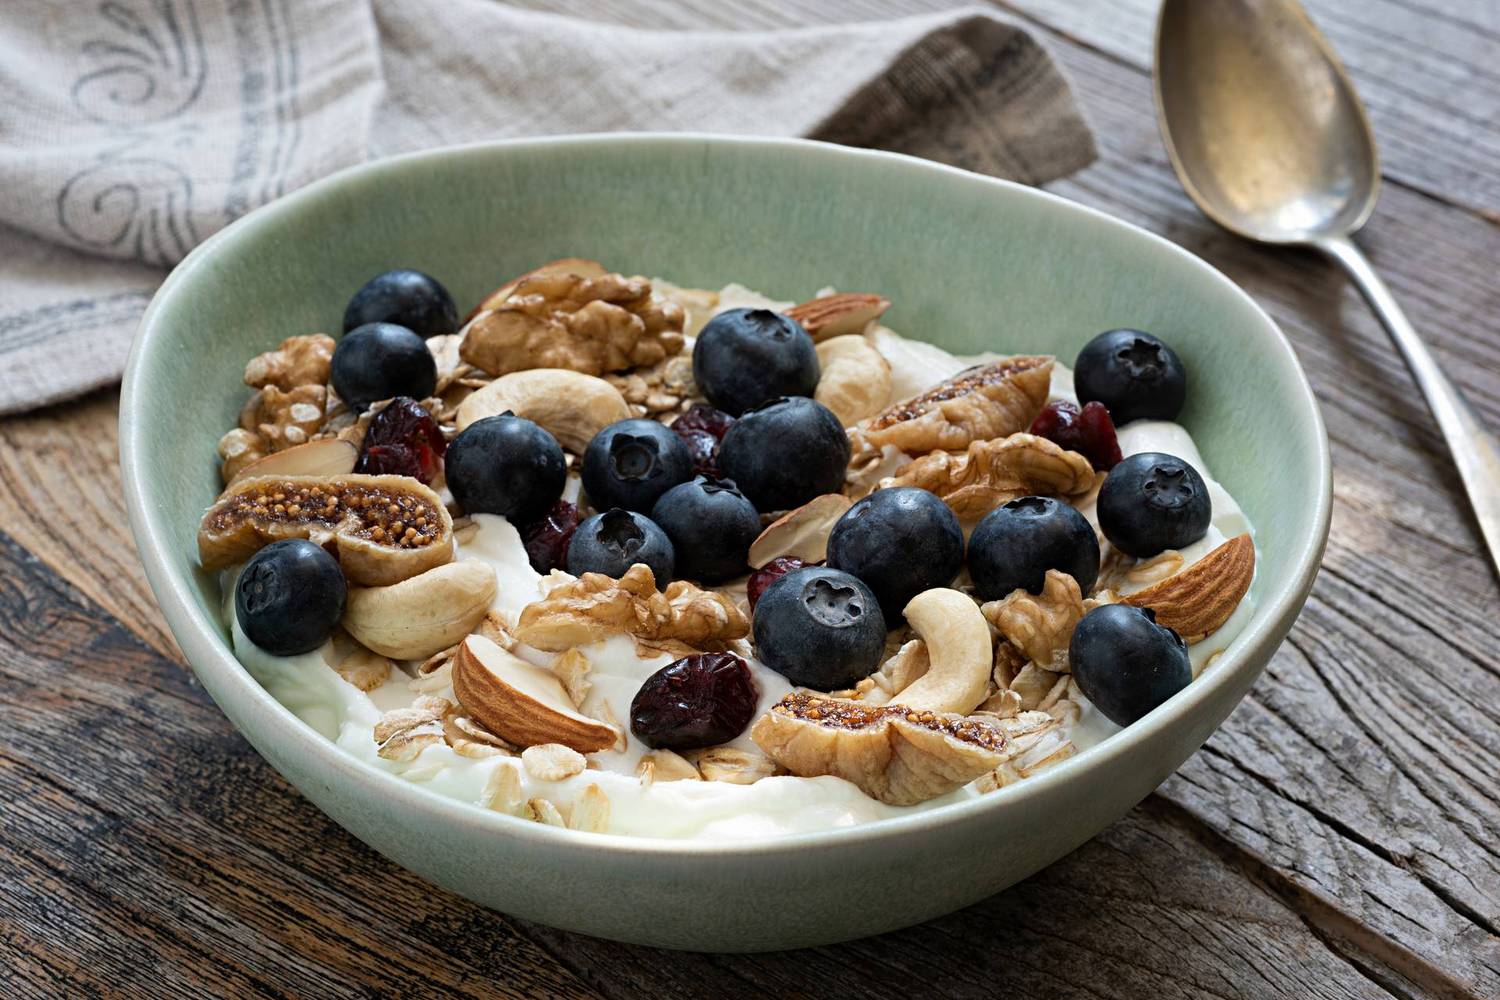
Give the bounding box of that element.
[1121,533,1255,643]
[747,493,852,568]
[785,293,891,342]
[227,438,357,486]
[452,635,618,753]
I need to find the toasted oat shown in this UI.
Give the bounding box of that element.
[549,648,593,708]
[688,747,776,785]
[443,707,516,759]
[374,696,450,761]
[336,646,393,692]
[597,700,627,753]
[1008,663,1056,712]
[522,743,587,782]
[638,749,701,783]
[482,761,525,814]
[569,784,612,833]
[524,797,568,827]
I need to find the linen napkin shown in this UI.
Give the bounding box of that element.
[0,0,1095,415]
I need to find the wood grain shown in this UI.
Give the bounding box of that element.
[2,0,1498,996]
[0,531,1406,1000]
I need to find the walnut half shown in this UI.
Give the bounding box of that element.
[460,271,684,377]
[513,564,748,652]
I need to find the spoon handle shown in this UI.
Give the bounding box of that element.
[1316,234,1500,577]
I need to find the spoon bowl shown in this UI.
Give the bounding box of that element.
[1154,0,1500,577]
[1154,0,1378,244]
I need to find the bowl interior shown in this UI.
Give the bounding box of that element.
[125,134,1327,833]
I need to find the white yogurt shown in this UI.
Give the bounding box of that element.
[227,298,1253,839]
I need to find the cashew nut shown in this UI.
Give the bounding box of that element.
[814,335,893,427]
[455,368,631,452]
[343,559,498,660]
[891,588,992,714]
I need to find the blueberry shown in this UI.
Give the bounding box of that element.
[752,566,886,690]
[967,496,1100,600]
[331,322,437,410]
[826,487,964,619]
[445,414,565,521]
[1074,329,1186,424]
[718,397,850,512]
[692,308,820,415]
[1097,452,1211,558]
[343,269,459,339]
[235,540,347,656]
[650,476,761,584]
[581,419,694,513]
[567,508,675,583]
[1070,604,1191,726]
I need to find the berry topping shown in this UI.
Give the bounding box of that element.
[331,322,437,410]
[1028,400,1123,471]
[567,508,675,583]
[581,418,695,513]
[752,565,886,691]
[520,499,580,574]
[967,496,1100,600]
[1069,604,1191,726]
[445,414,566,522]
[1097,452,1211,558]
[747,556,809,611]
[343,269,459,339]
[650,476,761,584]
[826,487,964,620]
[354,396,446,483]
[1074,329,1186,424]
[670,403,735,476]
[630,652,760,751]
[235,539,347,656]
[717,396,850,512]
[692,308,820,415]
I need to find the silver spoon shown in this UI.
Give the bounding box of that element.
[1153,0,1500,575]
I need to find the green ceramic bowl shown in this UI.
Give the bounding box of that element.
[121,134,1329,952]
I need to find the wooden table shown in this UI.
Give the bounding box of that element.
[4,1,1497,996]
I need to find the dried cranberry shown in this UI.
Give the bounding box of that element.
[520,499,579,573]
[671,404,735,477]
[630,652,759,751]
[355,396,446,483]
[747,555,809,611]
[1028,400,1123,471]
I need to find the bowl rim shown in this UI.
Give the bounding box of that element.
[120,132,1331,858]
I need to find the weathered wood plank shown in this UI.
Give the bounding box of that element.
[0,531,1405,999]
[0,534,597,1000]
[0,389,178,664]
[993,0,1500,218]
